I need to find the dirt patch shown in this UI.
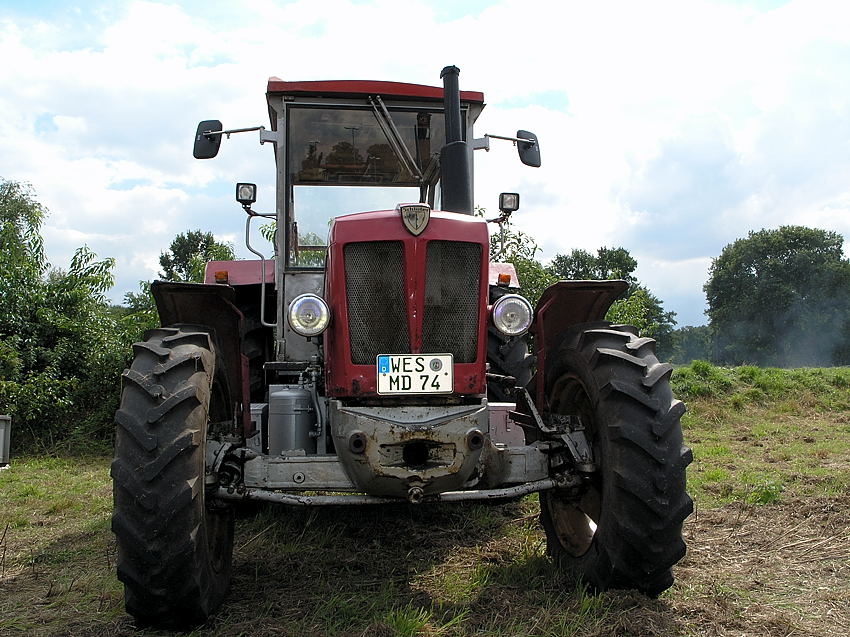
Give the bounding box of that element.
[671,495,850,637]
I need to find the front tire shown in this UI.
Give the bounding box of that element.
[539,323,692,596]
[111,326,234,627]
[487,326,534,401]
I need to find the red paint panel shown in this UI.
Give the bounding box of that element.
[204,259,275,285]
[266,78,485,103]
[325,209,489,398]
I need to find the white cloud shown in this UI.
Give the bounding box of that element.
[1,0,849,326]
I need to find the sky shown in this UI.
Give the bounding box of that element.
[2,0,849,327]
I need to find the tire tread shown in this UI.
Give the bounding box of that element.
[540,322,692,596]
[112,326,233,628]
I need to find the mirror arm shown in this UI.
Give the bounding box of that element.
[202,125,282,146]
[474,133,538,149]
[204,125,263,138]
[472,136,490,152]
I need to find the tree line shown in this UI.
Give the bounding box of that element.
[0,179,232,451]
[496,221,850,367]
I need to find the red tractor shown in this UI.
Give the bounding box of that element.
[111,66,692,627]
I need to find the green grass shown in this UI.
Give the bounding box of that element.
[673,362,850,507]
[0,362,848,635]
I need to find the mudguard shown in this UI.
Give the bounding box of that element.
[529,280,628,407]
[151,281,251,436]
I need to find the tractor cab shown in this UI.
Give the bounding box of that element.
[265,78,486,270]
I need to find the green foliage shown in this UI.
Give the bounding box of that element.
[121,280,159,337]
[486,220,677,352]
[607,288,654,335]
[260,220,276,246]
[383,604,432,637]
[547,246,676,355]
[705,225,850,366]
[0,178,134,452]
[1,180,47,336]
[672,360,736,398]
[671,360,850,411]
[261,220,326,266]
[669,324,712,364]
[159,229,235,282]
[606,286,677,353]
[548,246,638,285]
[488,220,557,307]
[745,478,784,505]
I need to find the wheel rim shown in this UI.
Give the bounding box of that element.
[545,372,602,558]
[205,506,231,574]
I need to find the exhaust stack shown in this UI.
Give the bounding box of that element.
[439,65,473,214]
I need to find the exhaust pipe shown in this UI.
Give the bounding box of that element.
[440,65,473,215]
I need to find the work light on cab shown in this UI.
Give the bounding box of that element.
[287,293,330,336]
[235,182,257,207]
[499,192,520,213]
[491,294,533,336]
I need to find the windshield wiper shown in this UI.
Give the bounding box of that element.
[368,96,423,181]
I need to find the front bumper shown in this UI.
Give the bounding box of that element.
[330,399,488,498]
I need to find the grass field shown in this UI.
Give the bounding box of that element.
[1,363,848,636]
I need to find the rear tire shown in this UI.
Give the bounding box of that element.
[539,322,692,596]
[111,325,234,628]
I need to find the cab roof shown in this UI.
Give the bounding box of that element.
[266,78,485,103]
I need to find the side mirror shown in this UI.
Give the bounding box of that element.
[193,120,223,159]
[517,130,541,168]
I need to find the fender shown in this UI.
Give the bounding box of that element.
[529,280,628,408]
[151,281,251,436]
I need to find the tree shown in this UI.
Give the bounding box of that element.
[704,226,850,366]
[122,230,236,335]
[1,178,131,451]
[668,325,712,365]
[159,230,235,282]
[122,280,159,335]
[548,246,676,355]
[485,221,677,356]
[607,287,676,350]
[548,246,638,285]
[1,180,47,334]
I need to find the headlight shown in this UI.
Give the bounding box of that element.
[287,294,330,337]
[491,294,533,336]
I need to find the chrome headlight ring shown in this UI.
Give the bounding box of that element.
[287,293,331,337]
[491,293,533,337]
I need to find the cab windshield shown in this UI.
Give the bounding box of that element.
[286,104,448,268]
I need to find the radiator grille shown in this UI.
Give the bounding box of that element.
[344,241,409,364]
[422,241,481,362]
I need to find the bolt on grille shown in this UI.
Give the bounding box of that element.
[344,241,409,364]
[422,241,481,363]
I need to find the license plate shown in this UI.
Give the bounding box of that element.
[377,354,453,395]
